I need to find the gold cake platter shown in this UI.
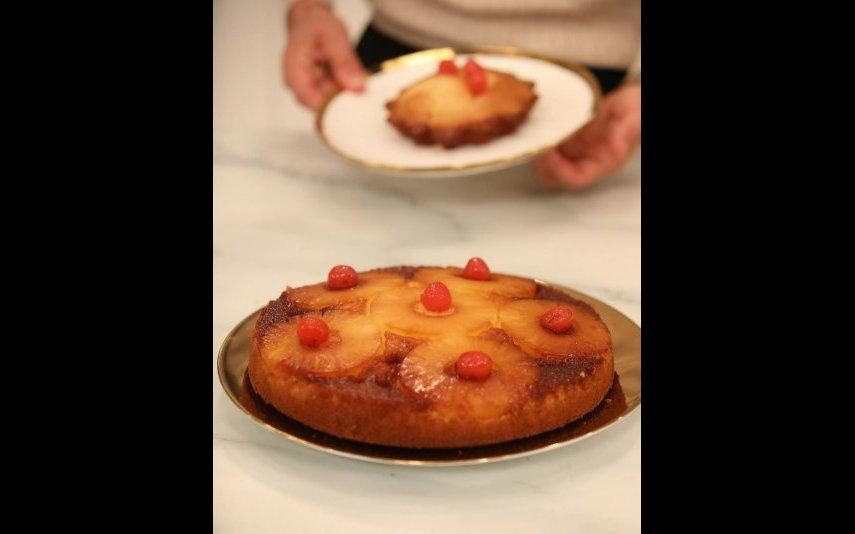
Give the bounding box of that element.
[217,281,640,466]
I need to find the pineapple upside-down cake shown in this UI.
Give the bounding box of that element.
[386,58,537,148]
[248,259,614,448]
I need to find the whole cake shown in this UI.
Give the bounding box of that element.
[248,259,614,448]
[386,58,537,148]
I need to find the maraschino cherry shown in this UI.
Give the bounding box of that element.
[464,59,486,95]
[296,316,329,347]
[540,306,575,334]
[456,351,493,380]
[438,59,458,75]
[327,264,358,290]
[462,257,491,281]
[421,281,452,312]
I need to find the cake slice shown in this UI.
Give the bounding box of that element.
[386,58,538,148]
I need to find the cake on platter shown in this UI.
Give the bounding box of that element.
[248,259,613,448]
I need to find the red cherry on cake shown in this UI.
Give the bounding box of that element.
[464,59,487,95]
[462,257,491,281]
[464,59,484,76]
[466,70,486,94]
[438,59,458,75]
[296,316,329,347]
[540,306,575,334]
[421,281,452,312]
[455,351,493,380]
[327,264,358,290]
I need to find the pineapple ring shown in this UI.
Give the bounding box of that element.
[499,298,612,360]
[370,285,498,338]
[397,335,538,416]
[413,267,536,299]
[262,310,383,376]
[286,271,407,311]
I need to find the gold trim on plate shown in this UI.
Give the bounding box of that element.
[217,281,640,466]
[314,47,603,176]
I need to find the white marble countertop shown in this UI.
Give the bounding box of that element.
[214,1,640,532]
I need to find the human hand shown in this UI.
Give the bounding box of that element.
[535,82,641,189]
[283,0,366,109]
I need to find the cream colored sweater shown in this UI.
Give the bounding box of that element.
[370,0,640,80]
[292,1,641,81]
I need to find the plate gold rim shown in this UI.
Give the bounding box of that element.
[314,47,604,176]
[216,280,640,467]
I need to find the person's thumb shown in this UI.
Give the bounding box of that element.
[320,23,366,92]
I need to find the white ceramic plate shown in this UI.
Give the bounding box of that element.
[316,49,601,178]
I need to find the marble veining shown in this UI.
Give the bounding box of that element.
[214,1,640,532]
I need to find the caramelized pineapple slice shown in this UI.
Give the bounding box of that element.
[369,284,497,337]
[397,334,537,416]
[499,298,611,360]
[286,271,407,311]
[413,267,536,299]
[262,310,382,376]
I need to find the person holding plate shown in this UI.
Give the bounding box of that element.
[283,0,640,190]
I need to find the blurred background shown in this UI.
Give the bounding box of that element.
[215,0,371,176]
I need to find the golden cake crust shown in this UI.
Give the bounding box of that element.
[247,266,614,448]
[386,69,538,148]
